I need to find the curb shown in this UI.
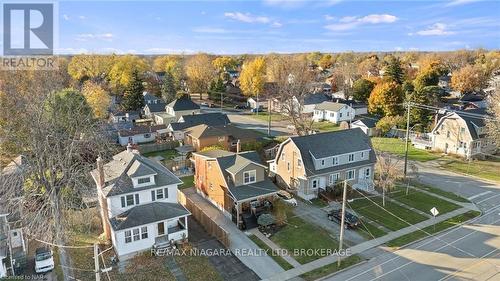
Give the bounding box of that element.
[316,259,369,281]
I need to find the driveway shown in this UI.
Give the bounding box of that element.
[294,200,366,245]
[182,188,284,280]
[188,217,260,281]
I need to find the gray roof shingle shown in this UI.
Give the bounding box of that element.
[167,97,200,111]
[315,101,347,112]
[169,113,230,131]
[290,128,376,176]
[109,202,190,231]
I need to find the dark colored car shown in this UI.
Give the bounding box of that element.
[234,104,248,109]
[251,107,264,113]
[327,209,360,229]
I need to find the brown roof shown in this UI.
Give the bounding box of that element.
[187,124,261,141]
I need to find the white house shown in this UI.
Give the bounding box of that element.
[351,117,380,136]
[153,97,201,125]
[117,125,168,146]
[272,93,330,115]
[91,147,190,260]
[246,97,268,109]
[313,102,355,124]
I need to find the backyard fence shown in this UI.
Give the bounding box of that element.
[138,141,179,154]
[177,190,231,248]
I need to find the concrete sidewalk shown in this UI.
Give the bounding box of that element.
[182,188,284,279]
[264,206,474,281]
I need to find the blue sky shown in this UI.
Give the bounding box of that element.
[56,0,500,54]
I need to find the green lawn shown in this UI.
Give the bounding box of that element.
[386,211,480,247]
[248,112,288,122]
[389,185,460,216]
[349,196,428,231]
[409,181,470,203]
[441,159,500,183]
[179,175,194,189]
[355,220,387,240]
[271,214,339,264]
[310,198,329,208]
[371,137,441,162]
[143,149,179,160]
[312,121,341,132]
[248,235,294,270]
[300,255,363,281]
[174,252,223,281]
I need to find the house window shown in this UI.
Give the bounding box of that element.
[135,194,140,205]
[330,112,334,118]
[141,227,148,239]
[460,127,465,134]
[348,153,355,162]
[346,170,355,180]
[281,152,285,161]
[152,188,169,200]
[243,170,256,184]
[125,230,132,243]
[321,159,325,166]
[347,112,350,116]
[121,194,136,207]
[138,177,150,184]
[297,159,302,167]
[361,152,364,159]
[333,157,338,165]
[339,112,343,118]
[287,162,290,172]
[329,173,339,184]
[133,228,140,241]
[365,168,371,177]
[312,179,318,188]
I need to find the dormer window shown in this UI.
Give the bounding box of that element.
[321,159,325,166]
[138,177,150,184]
[243,170,256,184]
[332,157,338,165]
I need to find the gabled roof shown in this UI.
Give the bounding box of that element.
[434,111,487,140]
[315,101,347,112]
[143,92,161,102]
[287,128,376,176]
[169,113,230,131]
[109,202,189,231]
[144,102,167,113]
[303,93,330,105]
[90,150,182,197]
[352,117,379,128]
[193,150,278,201]
[186,124,260,141]
[167,97,200,111]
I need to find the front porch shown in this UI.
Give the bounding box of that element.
[153,216,188,248]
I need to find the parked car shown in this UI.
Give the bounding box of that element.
[200,102,209,107]
[234,104,248,109]
[208,103,219,108]
[276,190,297,206]
[251,107,264,113]
[34,247,54,274]
[327,209,360,229]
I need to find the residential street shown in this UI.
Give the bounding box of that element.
[323,161,500,281]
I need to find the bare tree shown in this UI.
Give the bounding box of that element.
[0,67,116,278]
[266,55,315,135]
[375,152,403,206]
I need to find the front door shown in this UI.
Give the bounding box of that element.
[157,222,165,236]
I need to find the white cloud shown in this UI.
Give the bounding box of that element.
[445,0,481,7]
[224,12,271,24]
[394,46,403,51]
[324,15,335,21]
[271,21,283,28]
[63,14,69,21]
[76,33,114,41]
[193,27,229,33]
[78,15,86,20]
[324,14,398,31]
[414,23,456,36]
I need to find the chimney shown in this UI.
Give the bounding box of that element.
[236,139,241,154]
[96,156,112,241]
[126,143,133,153]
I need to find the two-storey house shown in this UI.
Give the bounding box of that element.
[312,102,355,124]
[430,111,496,159]
[91,146,190,260]
[269,128,376,200]
[192,149,278,228]
[167,113,230,141]
[154,96,201,125]
[185,124,261,152]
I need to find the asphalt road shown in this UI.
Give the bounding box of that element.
[325,161,500,281]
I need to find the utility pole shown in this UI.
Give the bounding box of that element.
[403,102,411,179]
[94,244,100,281]
[256,92,259,116]
[338,180,347,267]
[267,99,272,136]
[220,90,223,113]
